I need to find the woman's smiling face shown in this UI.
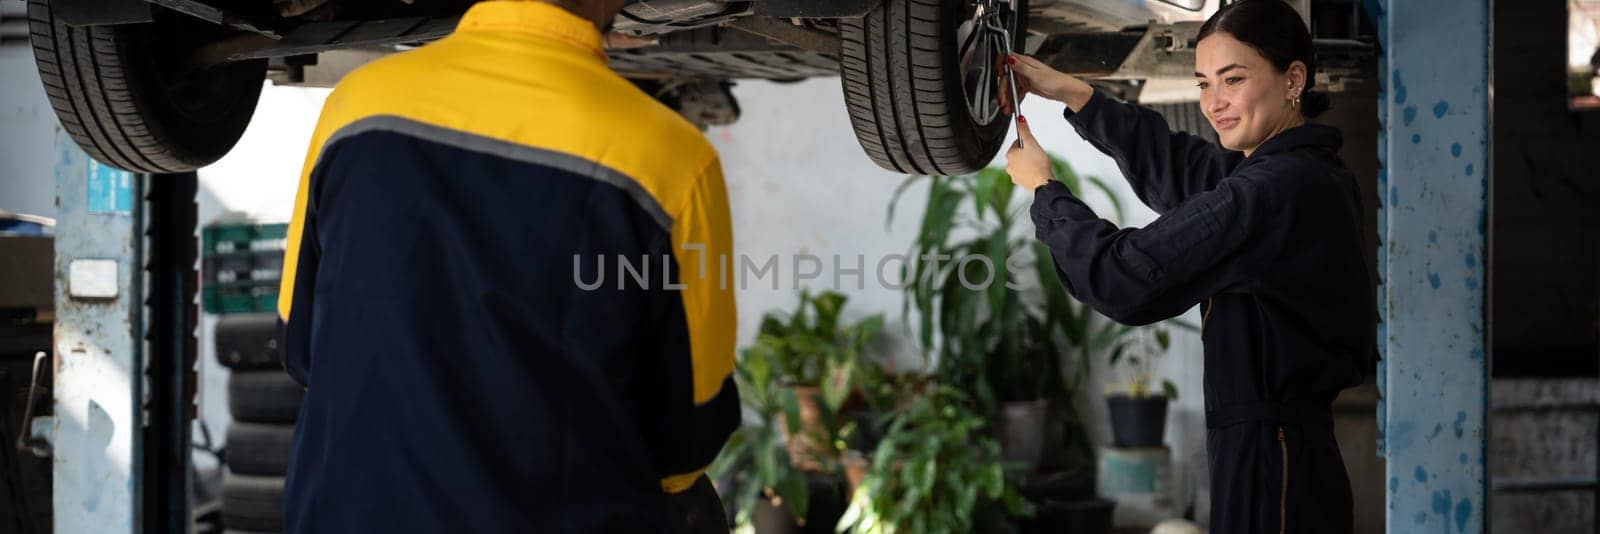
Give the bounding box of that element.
[1194,32,1305,155]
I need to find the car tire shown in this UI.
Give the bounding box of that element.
[225,423,294,476]
[215,313,281,370]
[221,473,284,533]
[839,0,1025,176]
[228,370,304,424]
[28,0,267,174]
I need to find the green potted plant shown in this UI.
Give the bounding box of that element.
[710,290,886,531]
[745,289,884,471]
[837,387,1032,533]
[1103,325,1184,447]
[711,336,843,532]
[888,155,1126,470]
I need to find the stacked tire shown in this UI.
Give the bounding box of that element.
[215,313,302,534]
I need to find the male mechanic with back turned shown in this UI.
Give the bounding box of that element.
[276,0,740,531]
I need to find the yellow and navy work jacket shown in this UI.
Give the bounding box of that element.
[276,3,738,531]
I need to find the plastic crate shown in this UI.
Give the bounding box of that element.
[204,222,289,255]
[203,250,285,284]
[203,281,280,314]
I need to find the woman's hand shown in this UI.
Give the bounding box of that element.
[1005,117,1053,191]
[999,54,1095,115]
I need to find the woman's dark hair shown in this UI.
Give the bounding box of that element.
[1197,0,1331,119]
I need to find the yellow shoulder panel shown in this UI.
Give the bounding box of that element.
[280,27,717,319]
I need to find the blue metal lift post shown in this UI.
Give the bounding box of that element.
[1377,0,1492,531]
[47,131,197,533]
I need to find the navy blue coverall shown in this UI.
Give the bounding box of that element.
[275,3,739,531]
[1031,90,1371,533]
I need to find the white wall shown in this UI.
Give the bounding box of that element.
[196,86,330,226]
[0,44,60,218]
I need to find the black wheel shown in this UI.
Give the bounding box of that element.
[215,313,281,370]
[839,0,1025,176]
[224,423,294,476]
[228,370,304,424]
[1147,101,1220,144]
[221,473,284,532]
[28,0,267,173]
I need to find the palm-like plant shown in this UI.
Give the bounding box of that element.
[888,155,1127,412]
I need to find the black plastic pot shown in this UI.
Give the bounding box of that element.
[847,408,889,453]
[1106,395,1168,447]
[1019,468,1096,503]
[750,473,847,534]
[1019,497,1115,534]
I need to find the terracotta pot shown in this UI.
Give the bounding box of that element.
[840,450,869,496]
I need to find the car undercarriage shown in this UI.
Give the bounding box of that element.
[25,0,1374,174]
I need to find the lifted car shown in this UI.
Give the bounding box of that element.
[26,0,1372,175]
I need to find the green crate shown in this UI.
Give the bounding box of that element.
[204,222,290,255]
[203,250,286,284]
[203,281,280,314]
[256,223,288,239]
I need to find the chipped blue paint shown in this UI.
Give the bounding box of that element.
[1432,489,1452,515]
[1390,420,1416,453]
[1455,498,1473,531]
[1392,70,1407,104]
[1415,466,1428,482]
[1381,0,1488,531]
[1391,476,1401,492]
[52,131,141,532]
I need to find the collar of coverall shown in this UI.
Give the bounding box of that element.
[456,1,606,60]
[1245,122,1344,160]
